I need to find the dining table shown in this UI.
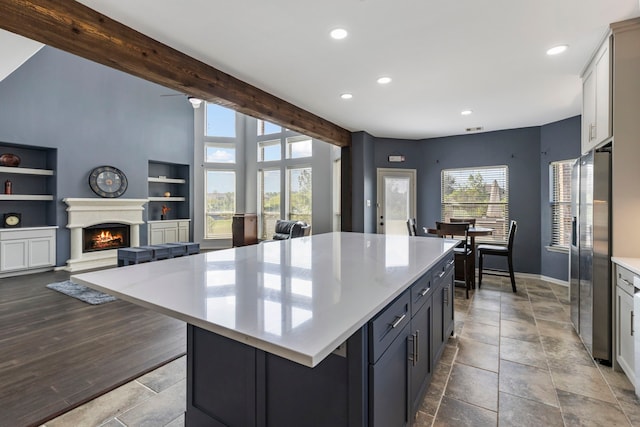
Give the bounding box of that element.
[423,225,493,288]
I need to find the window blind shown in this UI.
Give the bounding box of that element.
[441,166,509,242]
[550,159,574,248]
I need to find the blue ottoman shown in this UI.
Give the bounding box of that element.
[117,247,153,266]
[157,243,188,257]
[138,245,172,261]
[178,242,200,255]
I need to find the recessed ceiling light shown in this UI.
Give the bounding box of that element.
[461,110,473,116]
[546,45,568,56]
[341,93,353,100]
[330,28,348,40]
[377,76,392,85]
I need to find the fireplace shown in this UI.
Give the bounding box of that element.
[83,223,130,253]
[63,198,147,272]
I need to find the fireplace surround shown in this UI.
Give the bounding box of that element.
[63,198,147,271]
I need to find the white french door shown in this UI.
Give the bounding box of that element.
[376,168,417,235]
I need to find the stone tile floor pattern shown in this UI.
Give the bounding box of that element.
[43,275,640,426]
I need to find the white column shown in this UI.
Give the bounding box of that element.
[70,227,82,260]
[130,224,140,247]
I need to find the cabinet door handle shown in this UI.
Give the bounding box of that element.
[420,288,429,297]
[415,330,420,363]
[437,271,445,279]
[444,285,449,305]
[632,311,634,337]
[409,333,417,366]
[390,313,406,329]
[446,259,455,267]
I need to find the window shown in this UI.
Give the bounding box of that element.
[206,103,236,137]
[441,166,509,242]
[205,170,235,238]
[258,139,281,162]
[205,143,235,163]
[286,136,312,159]
[258,169,281,239]
[288,167,312,224]
[550,159,575,249]
[257,119,281,136]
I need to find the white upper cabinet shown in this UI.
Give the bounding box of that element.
[582,36,612,154]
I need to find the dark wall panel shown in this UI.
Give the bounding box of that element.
[539,116,581,281]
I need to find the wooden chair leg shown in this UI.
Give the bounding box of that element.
[508,254,516,292]
[478,252,483,288]
[464,258,470,299]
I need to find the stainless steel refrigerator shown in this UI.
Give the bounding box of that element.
[570,147,612,364]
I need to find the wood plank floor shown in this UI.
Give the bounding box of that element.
[0,269,186,427]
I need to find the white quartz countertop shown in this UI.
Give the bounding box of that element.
[72,232,457,367]
[612,257,640,277]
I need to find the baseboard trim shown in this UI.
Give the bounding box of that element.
[476,269,568,287]
[515,272,568,287]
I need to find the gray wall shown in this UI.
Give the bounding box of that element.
[355,118,580,279]
[0,47,194,265]
[539,116,581,281]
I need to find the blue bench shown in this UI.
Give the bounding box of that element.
[138,245,172,261]
[178,241,200,255]
[117,247,154,266]
[117,242,200,266]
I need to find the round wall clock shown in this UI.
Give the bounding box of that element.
[89,165,128,198]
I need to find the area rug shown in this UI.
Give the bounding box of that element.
[46,280,117,305]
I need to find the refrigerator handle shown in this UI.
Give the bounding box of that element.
[571,216,577,246]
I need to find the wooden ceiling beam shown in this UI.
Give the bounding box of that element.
[0,0,351,147]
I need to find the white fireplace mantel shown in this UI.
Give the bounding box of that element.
[63,198,147,272]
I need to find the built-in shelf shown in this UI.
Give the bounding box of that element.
[148,176,186,184]
[148,196,186,202]
[0,166,54,176]
[0,194,54,201]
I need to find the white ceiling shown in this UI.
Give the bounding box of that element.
[6,1,640,140]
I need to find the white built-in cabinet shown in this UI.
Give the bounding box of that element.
[0,227,57,276]
[613,262,637,388]
[581,34,611,154]
[148,219,190,245]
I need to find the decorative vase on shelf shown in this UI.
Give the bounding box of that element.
[0,153,21,167]
[4,180,12,194]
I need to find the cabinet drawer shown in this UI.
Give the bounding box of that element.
[0,228,55,241]
[617,265,637,296]
[369,290,411,363]
[411,272,432,316]
[433,255,455,287]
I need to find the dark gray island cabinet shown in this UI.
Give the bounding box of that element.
[72,232,457,427]
[185,254,455,427]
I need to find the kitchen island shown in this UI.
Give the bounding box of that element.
[72,232,457,426]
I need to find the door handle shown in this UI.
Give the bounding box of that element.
[415,329,419,363]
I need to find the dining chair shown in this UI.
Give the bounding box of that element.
[450,218,476,226]
[406,218,418,236]
[435,221,473,298]
[477,220,517,292]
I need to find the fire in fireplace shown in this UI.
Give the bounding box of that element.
[83,223,130,253]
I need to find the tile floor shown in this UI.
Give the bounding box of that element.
[43,275,640,426]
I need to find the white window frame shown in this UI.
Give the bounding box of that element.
[441,165,509,243]
[549,159,575,251]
